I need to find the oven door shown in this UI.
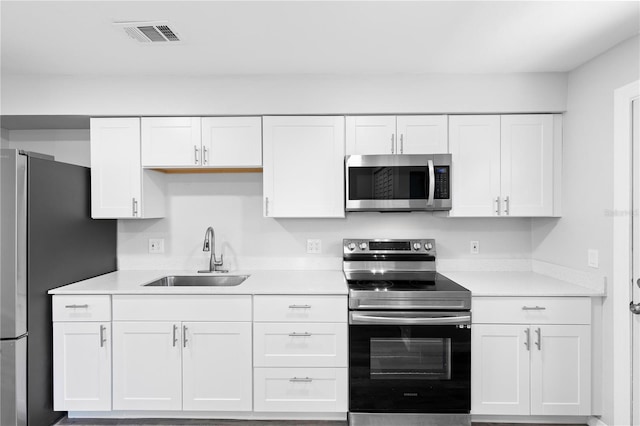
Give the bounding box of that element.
[349,311,470,414]
[345,154,451,212]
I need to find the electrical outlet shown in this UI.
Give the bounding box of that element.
[306,239,322,254]
[470,241,480,254]
[588,249,599,268]
[148,238,165,254]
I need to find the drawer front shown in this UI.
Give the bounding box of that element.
[473,297,591,325]
[112,295,251,321]
[254,323,348,367]
[53,295,111,322]
[254,367,347,412]
[254,295,347,323]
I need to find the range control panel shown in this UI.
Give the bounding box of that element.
[343,239,436,254]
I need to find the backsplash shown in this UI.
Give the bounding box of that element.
[117,172,533,271]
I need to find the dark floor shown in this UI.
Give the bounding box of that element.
[54,418,587,426]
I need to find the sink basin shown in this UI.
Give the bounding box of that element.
[143,275,249,287]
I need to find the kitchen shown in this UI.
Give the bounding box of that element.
[1,1,639,426]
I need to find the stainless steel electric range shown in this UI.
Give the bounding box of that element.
[343,238,471,426]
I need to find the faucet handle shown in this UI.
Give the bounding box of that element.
[214,254,224,266]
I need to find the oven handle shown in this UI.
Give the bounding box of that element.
[350,312,470,326]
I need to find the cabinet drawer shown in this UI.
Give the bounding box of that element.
[254,367,347,412]
[53,295,111,322]
[112,295,251,321]
[473,297,591,325]
[254,295,347,323]
[254,323,348,367]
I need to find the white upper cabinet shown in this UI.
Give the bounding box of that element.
[201,117,262,168]
[346,115,447,155]
[263,116,345,218]
[90,117,165,219]
[449,114,561,217]
[141,117,202,167]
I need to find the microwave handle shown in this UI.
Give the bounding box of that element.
[427,159,435,206]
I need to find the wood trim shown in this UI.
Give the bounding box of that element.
[148,167,263,174]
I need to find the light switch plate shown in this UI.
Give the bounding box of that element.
[588,249,599,268]
[149,238,165,254]
[470,241,479,254]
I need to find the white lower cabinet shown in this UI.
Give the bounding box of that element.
[111,295,253,412]
[53,322,111,411]
[52,295,112,411]
[254,367,348,412]
[253,295,348,413]
[471,297,591,416]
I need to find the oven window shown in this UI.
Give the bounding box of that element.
[370,337,451,380]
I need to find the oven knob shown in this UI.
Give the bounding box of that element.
[359,242,367,250]
[425,242,433,250]
[413,242,421,251]
[347,243,356,251]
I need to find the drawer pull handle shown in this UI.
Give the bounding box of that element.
[65,304,89,309]
[288,332,312,337]
[522,306,546,311]
[288,305,311,309]
[289,377,313,383]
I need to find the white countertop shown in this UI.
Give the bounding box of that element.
[48,269,348,296]
[48,269,604,298]
[442,271,605,297]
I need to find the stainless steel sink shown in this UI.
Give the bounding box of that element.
[143,275,249,287]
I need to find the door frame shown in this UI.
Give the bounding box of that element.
[612,80,639,426]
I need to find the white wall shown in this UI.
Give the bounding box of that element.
[531,34,640,425]
[4,129,90,167]
[1,73,567,116]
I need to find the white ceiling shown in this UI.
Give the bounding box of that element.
[1,1,639,77]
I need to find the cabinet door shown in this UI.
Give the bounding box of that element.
[263,116,345,218]
[530,324,591,415]
[449,115,501,216]
[396,115,448,154]
[346,116,396,155]
[201,117,262,167]
[141,117,202,167]
[90,118,141,218]
[471,324,530,415]
[500,115,554,216]
[182,322,252,411]
[112,322,182,410]
[53,322,111,411]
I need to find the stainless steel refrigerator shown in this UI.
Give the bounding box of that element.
[1,149,117,426]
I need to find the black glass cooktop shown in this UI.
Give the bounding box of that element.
[346,272,469,293]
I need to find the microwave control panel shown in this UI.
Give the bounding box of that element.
[434,166,450,199]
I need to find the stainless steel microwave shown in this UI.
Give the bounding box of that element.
[345,154,452,212]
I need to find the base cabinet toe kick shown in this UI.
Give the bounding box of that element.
[52,294,348,420]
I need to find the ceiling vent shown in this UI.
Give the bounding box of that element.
[114,21,182,43]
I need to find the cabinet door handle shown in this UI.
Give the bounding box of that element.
[194,145,200,165]
[504,195,510,215]
[288,332,312,337]
[183,325,188,347]
[289,377,313,383]
[524,328,530,351]
[391,134,395,154]
[288,304,311,309]
[64,304,88,309]
[495,197,501,215]
[265,197,269,216]
[203,146,209,165]
[522,306,546,311]
[99,325,107,347]
[132,198,138,217]
[172,324,178,347]
[535,327,542,350]
[400,134,404,154]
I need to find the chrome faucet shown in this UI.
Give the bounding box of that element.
[198,226,227,273]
